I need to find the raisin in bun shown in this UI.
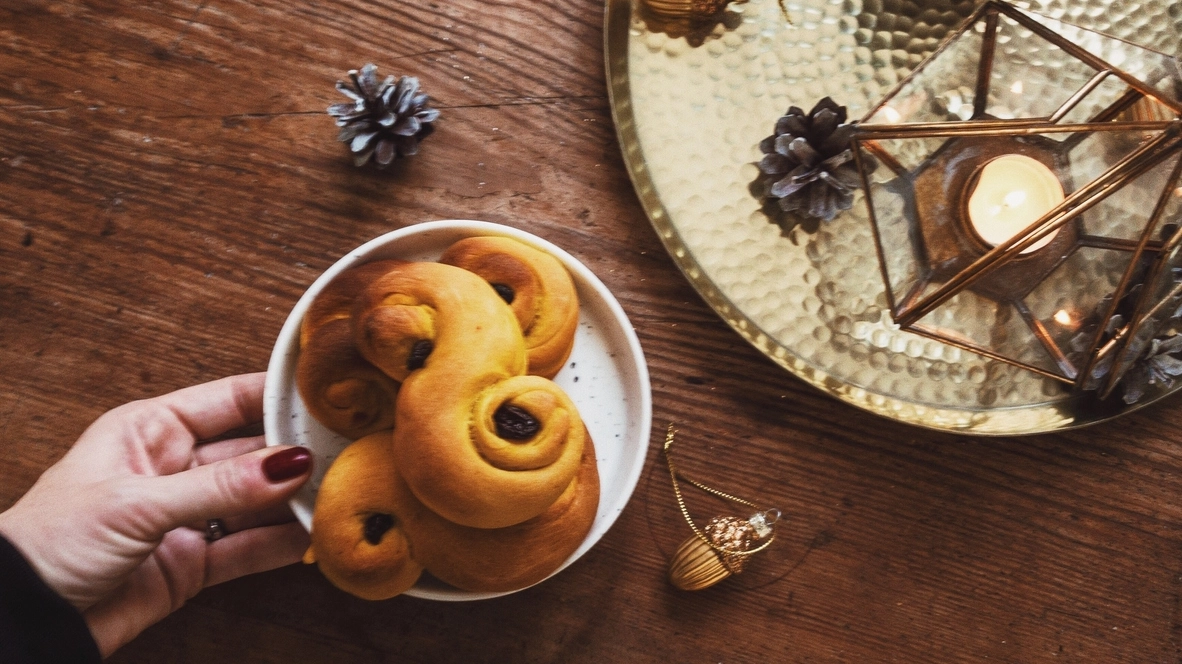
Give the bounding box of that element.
[404,431,600,593]
[302,431,424,601]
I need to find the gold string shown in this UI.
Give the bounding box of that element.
[778,0,794,26]
[663,423,778,562]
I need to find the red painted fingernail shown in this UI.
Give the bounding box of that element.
[263,447,312,483]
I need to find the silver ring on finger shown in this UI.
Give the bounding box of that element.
[205,518,228,543]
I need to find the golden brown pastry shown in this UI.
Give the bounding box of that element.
[306,428,599,598]
[296,260,402,440]
[440,236,579,379]
[302,431,424,600]
[352,261,586,529]
[404,432,600,593]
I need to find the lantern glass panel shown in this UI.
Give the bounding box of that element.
[1074,148,1181,240]
[1025,246,1136,364]
[864,30,983,172]
[1017,9,1182,105]
[865,29,983,126]
[1053,75,1134,126]
[912,296,1063,376]
[987,13,1105,121]
[864,174,922,315]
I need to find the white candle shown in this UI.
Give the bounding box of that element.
[967,154,1065,254]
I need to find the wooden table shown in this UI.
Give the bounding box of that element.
[4,0,1182,661]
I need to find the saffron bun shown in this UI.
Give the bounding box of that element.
[440,236,579,379]
[306,429,600,598]
[302,431,424,601]
[295,260,403,440]
[405,432,600,593]
[352,261,586,529]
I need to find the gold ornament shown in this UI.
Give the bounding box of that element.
[637,0,790,44]
[663,424,781,591]
[641,0,732,21]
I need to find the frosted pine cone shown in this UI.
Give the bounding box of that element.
[756,97,869,223]
[328,64,440,167]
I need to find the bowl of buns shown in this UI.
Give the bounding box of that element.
[263,219,651,600]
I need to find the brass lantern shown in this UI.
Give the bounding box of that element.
[851,0,1182,398]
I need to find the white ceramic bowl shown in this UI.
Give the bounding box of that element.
[263,219,652,601]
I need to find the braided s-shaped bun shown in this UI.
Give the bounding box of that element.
[440,236,579,379]
[352,261,586,529]
[296,260,403,440]
[302,431,424,601]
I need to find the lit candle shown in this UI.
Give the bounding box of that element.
[967,154,1065,254]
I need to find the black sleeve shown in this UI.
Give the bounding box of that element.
[0,535,102,663]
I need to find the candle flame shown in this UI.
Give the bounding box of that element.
[1010,80,1024,94]
[881,106,902,123]
[1053,310,1073,326]
[967,155,1065,254]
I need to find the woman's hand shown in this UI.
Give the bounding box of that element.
[0,373,311,657]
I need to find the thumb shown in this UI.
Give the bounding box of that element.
[140,446,312,533]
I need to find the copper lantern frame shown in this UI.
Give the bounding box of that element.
[850,0,1182,396]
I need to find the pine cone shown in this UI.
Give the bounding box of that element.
[1122,334,1182,404]
[756,97,868,223]
[328,64,440,168]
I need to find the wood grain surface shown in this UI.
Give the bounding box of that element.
[4,0,1182,662]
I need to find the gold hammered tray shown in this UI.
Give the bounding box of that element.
[605,0,1182,434]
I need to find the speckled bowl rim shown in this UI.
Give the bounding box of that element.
[263,219,652,601]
